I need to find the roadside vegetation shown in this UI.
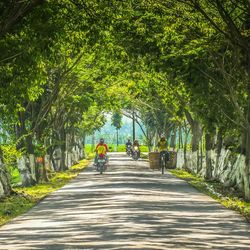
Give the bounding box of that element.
[1,0,250,216]
[0,159,90,227]
[171,169,250,222]
[85,144,149,153]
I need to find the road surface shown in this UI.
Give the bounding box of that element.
[0,153,249,249]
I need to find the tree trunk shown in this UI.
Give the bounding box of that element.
[244,126,250,200]
[91,133,95,152]
[170,127,177,150]
[47,141,55,171]
[81,133,86,159]
[132,111,136,142]
[200,135,203,171]
[16,111,35,154]
[178,127,183,149]
[166,130,171,148]
[45,154,54,173]
[52,147,62,171]
[205,132,214,180]
[214,129,223,180]
[16,112,26,150]
[191,121,202,152]
[183,128,189,168]
[185,111,202,150]
[60,129,68,171]
[116,129,119,151]
[61,144,67,170]
[29,154,38,182]
[197,131,204,173]
[242,93,250,200]
[152,129,158,151]
[197,141,202,173]
[17,155,35,186]
[145,125,155,152]
[0,148,12,198]
[40,160,49,183]
[26,134,35,154]
[185,111,202,172]
[65,133,73,168]
[16,111,38,185]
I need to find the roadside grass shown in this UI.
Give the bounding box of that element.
[0,159,90,227]
[85,144,149,153]
[170,169,250,222]
[140,152,149,159]
[85,144,94,155]
[9,167,21,185]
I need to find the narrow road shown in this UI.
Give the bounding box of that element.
[0,153,249,249]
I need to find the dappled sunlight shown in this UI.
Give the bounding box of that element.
[0,153,249,249]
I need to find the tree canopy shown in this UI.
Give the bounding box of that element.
[1,0,250,199]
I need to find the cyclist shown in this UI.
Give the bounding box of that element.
[157,136,169,167]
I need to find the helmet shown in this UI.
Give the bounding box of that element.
[160,136,166,141]
[100,138,104,143]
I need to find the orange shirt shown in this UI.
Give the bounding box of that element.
[96,143,108,155]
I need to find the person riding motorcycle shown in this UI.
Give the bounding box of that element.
[157,136,170,165]
[132,139,140,158]
[94,138,108,165]
[125,139,132,155]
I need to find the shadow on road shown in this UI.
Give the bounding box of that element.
[0,153,249,249]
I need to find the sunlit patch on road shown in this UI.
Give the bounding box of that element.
[0,153,249,249]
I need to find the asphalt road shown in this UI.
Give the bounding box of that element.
[0,153,249,249]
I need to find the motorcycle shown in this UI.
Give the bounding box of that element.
[126,145,132,156]
[96,153,107,174]
[132,146,140,160]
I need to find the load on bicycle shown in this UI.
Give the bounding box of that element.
[147,135,173,174]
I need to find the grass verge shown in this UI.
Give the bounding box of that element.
[0,159,90,227]
[170,169,250,222]
[140,153,149,159]
[85,144,149,153]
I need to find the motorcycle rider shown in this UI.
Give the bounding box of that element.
[157,136,169,166]
[94,138,108,165]
[125,139,132,154]
[132,139,140,158]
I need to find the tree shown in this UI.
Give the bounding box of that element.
[111,112,123,149]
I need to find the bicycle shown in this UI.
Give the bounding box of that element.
[159,151,169,174]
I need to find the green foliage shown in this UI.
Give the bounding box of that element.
[111,112,123,130]
[0,195,34,226]
[10,168,21,185]
[0,145,22,184]
[1,145,22,167]
[0,0,250,200]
